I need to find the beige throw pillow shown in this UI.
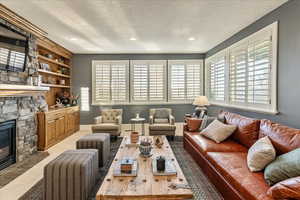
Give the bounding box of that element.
[247,136,276,172]
[201,119,236,143]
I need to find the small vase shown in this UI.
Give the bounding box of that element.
[130,132,139,143]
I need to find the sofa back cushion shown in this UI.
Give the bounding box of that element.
[259,119,300,155]
[223,112,260,148]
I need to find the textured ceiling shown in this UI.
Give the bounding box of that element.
[1,0,287,54]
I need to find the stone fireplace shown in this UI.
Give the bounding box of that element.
[0,18,47,164]
[0,120,16,170]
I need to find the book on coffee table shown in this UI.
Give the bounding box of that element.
[113,159,138,177]
[152,159,177,176]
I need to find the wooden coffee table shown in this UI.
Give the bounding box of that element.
[96,136,193,200]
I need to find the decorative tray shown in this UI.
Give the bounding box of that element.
[152,159,177,176]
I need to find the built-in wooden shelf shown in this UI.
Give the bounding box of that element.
[41,83,70,88]
[37,69,70,78]
[38,55,71,69]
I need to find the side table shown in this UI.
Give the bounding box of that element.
[130,117,146,135]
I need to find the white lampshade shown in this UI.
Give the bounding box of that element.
[193,96,210,106]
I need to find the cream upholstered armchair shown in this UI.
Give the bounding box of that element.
[149,108,176,140]
[91,109,123,138]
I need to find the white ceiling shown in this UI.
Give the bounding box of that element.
[1,0,287,54]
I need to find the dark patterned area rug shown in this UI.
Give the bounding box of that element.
[0,151,49,189]
[19,137,222,200]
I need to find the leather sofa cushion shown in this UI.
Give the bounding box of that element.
[223,112,260,148]
[259,119,300,155]
[207,152,272,200]
[184,132,247,154]
[267,176,300,200]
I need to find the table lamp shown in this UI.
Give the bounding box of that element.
[193,96,210,118]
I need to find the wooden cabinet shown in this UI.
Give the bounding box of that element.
[37,106,80,150]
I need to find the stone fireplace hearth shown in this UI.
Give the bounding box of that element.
[0,97,44,162]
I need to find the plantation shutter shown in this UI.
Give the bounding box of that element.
[111,62,128,103]
[186,62,202,99]
[93,60,129,104]
[229,44,248,103]
[247,38,272,105]
[149,61,166,102]
[207,56,225,102]
[93,61,111,103]
[132,63,148,101]
[169,60,203,102]
[169,62,185,101]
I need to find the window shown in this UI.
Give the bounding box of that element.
[168,60,203,102]
[205,22,278,113]
[80,87,90,111]
[92,60,129,105]
[130,60,166,103]
[92,59,203,105]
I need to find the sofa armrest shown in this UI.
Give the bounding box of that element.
[149,115,154,125]
[169,115,175,125]
[183,123,189,131]
[94,116,103,124]
[116,115,122,125]
[267,176,300,200]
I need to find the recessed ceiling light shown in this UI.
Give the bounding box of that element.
[130,37,137,41]
[188,37,195,41]
[69,37,78,41]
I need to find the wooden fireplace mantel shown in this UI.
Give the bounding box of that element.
[0,84,50,97]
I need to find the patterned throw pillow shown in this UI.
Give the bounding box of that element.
[247,136,276,172]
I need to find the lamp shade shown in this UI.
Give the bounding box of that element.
[193,96,209,106]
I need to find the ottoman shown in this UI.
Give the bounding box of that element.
[44,149,98,200]
[76,133,110,167]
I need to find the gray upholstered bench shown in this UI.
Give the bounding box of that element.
[44,149,98,200]
[76,133,110,167]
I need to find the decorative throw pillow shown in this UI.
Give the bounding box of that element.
[187,118,202,132]
[201,119,237,143]
[247,136,276,172]
[264,148,300,186]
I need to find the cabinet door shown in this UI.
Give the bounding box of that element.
[56,116,66,140]
[46,119,56,146]
[66,112,74,135]
[74,111,80,132]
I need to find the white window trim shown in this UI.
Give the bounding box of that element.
[168,59,204,103]
[205,22,278,115]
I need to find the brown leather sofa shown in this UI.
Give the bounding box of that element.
[183,111,300,200]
